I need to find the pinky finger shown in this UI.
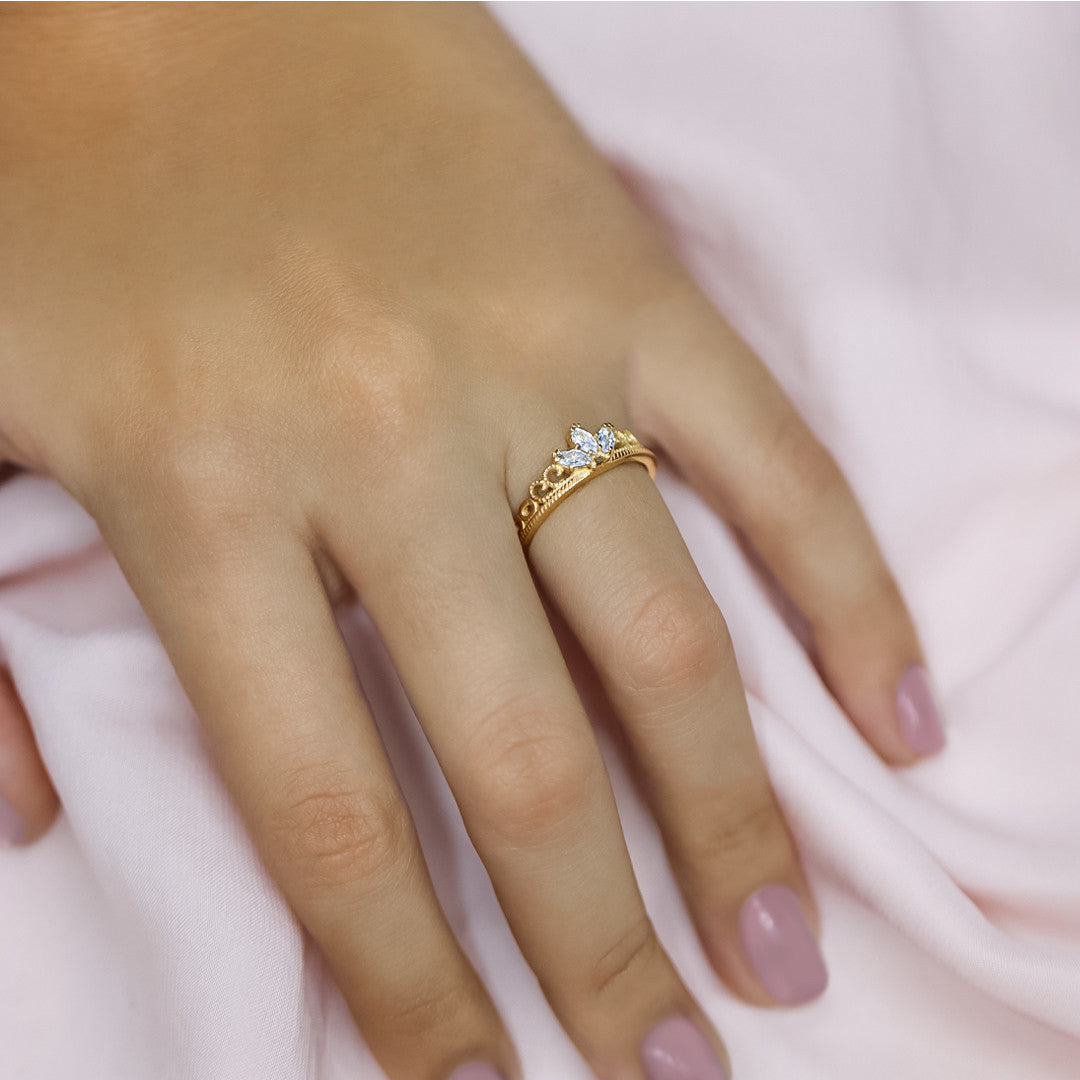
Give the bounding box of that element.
[629,308,945,765]
[0,666,60,846]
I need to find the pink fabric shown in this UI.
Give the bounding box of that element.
[2,4,1079,1077]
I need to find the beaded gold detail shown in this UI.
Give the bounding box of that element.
[514,423,658,550]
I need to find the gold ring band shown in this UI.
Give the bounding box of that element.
[514,423,658,550]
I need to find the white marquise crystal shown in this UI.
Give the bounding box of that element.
[556,449,593,468]
[570,425,600,454]
[554,425,619,470]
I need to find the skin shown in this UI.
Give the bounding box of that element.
[0,4,936,1077]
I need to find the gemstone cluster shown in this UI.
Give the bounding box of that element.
[555,424,617,469]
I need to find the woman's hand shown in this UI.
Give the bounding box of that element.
[0,5,944,1078]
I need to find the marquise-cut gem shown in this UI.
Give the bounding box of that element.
[556,449,593,468]
[570,426,599,454]
[597,425,616,453]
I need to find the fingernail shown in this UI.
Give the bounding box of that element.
[739,884,828,1005]
[447,1065,505,1080]
[641,1015,729,1080]
[895,664,946,756]
[0,794,24,846]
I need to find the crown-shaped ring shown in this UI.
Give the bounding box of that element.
[514,422,658,550]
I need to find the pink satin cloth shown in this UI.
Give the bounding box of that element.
[2,5,1079,1078]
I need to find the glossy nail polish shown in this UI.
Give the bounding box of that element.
[641,1015,729,1080]
[447,1064,505,1080]
[895,664,946,756]
[0,794,23,846]
[739,884,827,1005]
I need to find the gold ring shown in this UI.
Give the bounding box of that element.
[514,422,658,550]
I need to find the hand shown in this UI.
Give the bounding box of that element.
[0,6,944,1078]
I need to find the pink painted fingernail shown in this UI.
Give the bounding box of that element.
[447,1065,505,1080]
[739,885,828,1005]
[641,1015,729,1080]
[895,664,946,756]
[0,794,24,846]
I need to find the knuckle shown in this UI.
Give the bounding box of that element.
[755,409,846,528]
[314,306,439,454]
[133,427,265,542]
[683,776,793,872]
[580,913,661,1001]
[467,697,597,847]
[324,337,429,449]
[376,974,469,1041]
[269,770,415,895]
[263,241,445,458]
[618,578,734,696]
[152,430,246,502]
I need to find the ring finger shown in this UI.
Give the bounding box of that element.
[523,434,829,1008]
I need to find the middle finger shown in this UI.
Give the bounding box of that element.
[335,470,731,1080]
